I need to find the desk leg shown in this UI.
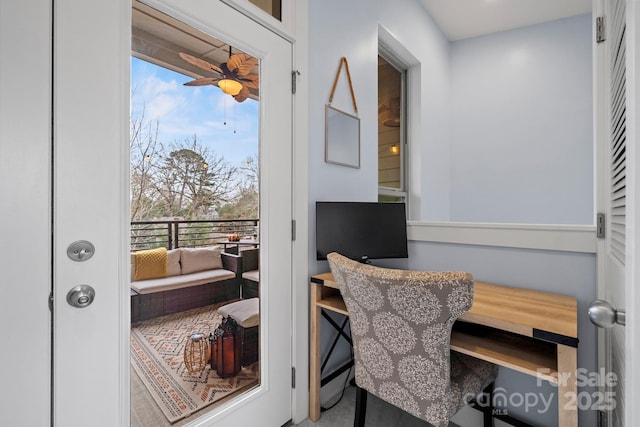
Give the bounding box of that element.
[309,281,322,421]
[557,344,578,427]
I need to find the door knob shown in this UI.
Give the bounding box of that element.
[66,285,96,308]
[588,299,626,328]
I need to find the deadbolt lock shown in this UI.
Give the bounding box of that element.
[67,240,95,262]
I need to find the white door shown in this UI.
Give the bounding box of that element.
[0,2,52,426]
[592,0,639,424]
[53,0,292,426]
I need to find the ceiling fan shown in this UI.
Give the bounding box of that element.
[179,48,259,103]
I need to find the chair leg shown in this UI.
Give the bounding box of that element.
[483,382,494,427]
[354,385,367,427]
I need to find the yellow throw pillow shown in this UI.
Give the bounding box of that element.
[133,247,168,281]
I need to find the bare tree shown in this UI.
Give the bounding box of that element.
[218,155,259,219]
[152,136,237,218]
[130,104,243,221]
[130,106,163,220]
[240,155,258,185]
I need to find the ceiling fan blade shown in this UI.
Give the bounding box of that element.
[238,74,259,89]
[183,77,220,86]
[233,85,250,103]
[179,52,223,75]
[227,53,258,77]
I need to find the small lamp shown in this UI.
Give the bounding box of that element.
[184,333,210,373]
[218,79,243,96]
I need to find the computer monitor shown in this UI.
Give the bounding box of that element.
[315,201,408,262]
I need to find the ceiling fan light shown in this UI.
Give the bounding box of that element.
[219,79,243,96]
[379,108,400,127]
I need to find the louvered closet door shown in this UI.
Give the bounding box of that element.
[601,0,627,424]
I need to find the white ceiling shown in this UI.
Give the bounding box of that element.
[420,0,592,41]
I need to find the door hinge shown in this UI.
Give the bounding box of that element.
[291,219,297,241]
[291,70,300,94]
[291,367,296,388]
[596,16,606,43]
[597,213,606,238]
[49,291,53,312]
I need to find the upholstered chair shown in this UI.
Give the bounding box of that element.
[327,252,498,427]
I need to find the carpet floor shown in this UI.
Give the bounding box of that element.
[293,385,463,427]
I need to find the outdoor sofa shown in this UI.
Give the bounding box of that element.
[130,246,240,322]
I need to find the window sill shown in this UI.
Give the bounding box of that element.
[407,221,597,253]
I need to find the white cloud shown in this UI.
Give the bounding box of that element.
[131,57,258,165]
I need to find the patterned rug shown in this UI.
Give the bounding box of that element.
[131,303,259,424]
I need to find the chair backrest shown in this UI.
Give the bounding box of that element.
[327,252,474,424]
[240,247,259,272]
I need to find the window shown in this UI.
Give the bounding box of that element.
[378,50,407,203]
[249,0,282,21]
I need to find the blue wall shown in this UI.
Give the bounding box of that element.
[450,14,593,224]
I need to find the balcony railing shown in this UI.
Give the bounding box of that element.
[131,219,259,251]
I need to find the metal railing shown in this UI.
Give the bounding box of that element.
[131,219,259,251]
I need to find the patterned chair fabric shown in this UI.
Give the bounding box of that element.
[327,252,498,427]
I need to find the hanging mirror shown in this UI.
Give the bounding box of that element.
[325,104,360,168]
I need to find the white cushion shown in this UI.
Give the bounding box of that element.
[180,246,222,274]
[218,298,259,328]
[242,270,259,283]
[131,268,235,294]
[167,249,181,277]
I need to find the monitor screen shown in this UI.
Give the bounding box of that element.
[316,201,408,261]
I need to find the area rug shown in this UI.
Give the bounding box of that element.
[131,303,259,424]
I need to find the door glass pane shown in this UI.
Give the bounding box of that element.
[131,2,261,425]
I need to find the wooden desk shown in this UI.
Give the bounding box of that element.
[309,273,579,426]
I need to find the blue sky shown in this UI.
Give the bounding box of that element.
[130,57,258,168]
